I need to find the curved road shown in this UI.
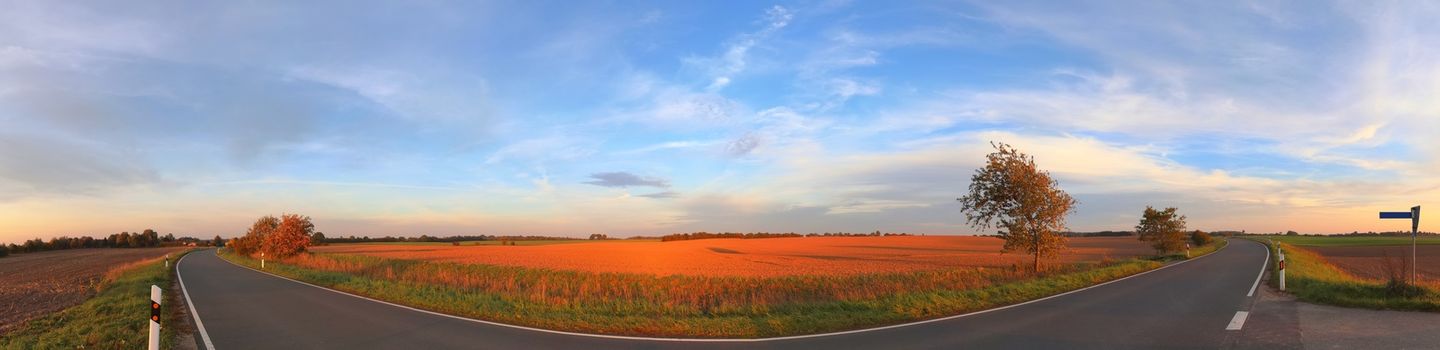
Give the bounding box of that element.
[178,240,1269,349]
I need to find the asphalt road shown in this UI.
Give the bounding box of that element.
[178,239,1270,349]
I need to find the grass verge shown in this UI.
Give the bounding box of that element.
[1,249,194,349]
[1261,240,1440,311]
[219,241,1222,338]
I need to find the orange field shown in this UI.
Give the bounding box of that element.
[313,236,1153,277]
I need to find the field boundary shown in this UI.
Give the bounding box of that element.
[176,251,218,350]
[202,240,1230,342]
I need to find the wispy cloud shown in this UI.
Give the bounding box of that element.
[583,172,671,189]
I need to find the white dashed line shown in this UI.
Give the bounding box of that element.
[1226,311,1250,330]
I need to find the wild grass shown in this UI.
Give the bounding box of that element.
[1,250,192,349]
[1266,241,1440,311]
[220,242,1220,338]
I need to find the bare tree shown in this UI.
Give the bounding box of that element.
[958,142,1078,273]
[1136,206,1187,255]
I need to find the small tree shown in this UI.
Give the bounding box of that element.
[263,214,313,258]
[213,235,225,247]
[1136,206,1188,255]
[958,142,1078,273]
[1190,230,1212,247]
[311,232,327,246]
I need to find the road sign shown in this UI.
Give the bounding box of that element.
[1380,212,1413,219]
[1378,206,1422,286]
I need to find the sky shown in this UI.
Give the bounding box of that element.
[3,1,1440,241]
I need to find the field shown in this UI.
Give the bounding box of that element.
[1263,235,1440,247]
[1308,245,1440,282]
[315,236,1155,277]
[1258,235,1440,284]
[1255,238,1440,311]
[0,248,187,334]
[223,236,1217,337]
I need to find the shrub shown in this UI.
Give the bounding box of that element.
[262,214,313,258]
[0,245,8,257]
[1190,230,1212,247]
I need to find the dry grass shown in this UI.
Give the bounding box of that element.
[314,236,1154,277]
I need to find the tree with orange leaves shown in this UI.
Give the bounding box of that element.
[262,214,314,258]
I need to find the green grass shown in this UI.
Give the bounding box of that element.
[218,241,1222,338]
[1260,235,1440,247]
[1256,239,1440,311]
[1,250,193,349]
[333,239,659,247]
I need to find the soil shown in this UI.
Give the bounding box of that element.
[1308,245,1440,282]
[0,248,185,334]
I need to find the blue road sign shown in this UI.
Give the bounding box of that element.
[1380,212,1413,219]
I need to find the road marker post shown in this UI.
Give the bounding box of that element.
[1380,206,1421,286]
[261,252,265,269]
[1278,248,1286,292]
[149,285,161,350]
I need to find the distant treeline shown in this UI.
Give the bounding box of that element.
[0,230,213,258]
[659,231,913,242]
[1061,231,1135,237]
[320,234,577,244]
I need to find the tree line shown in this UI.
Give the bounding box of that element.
[0,229,215,258]
[659,231,913,242]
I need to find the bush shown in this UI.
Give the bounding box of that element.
[0,245,8,258]
[1190,230,1213,247]
[263,214,313,258]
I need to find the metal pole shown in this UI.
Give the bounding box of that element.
[1413,206,1421,286]
[149,285,161,350]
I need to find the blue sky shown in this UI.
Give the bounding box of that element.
[3,1,1439,240]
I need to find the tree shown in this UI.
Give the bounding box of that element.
[0,245,8,258]
[958,142,1078,273]
[1285,230,1299,236]
[1136,206,1188,255]
[232,215,279,256]
[1190,230,1213,247]
[213,235,225,247]
[263,214,313,258]
[310,232,326,246]
[163,233,176,243]
[117,232,133,248]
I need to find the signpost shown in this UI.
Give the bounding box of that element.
[1379,206,1421,285]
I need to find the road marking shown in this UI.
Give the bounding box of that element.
[1248,240,1271,297]
[1226,311,1249,330]
[209,241,1229,342]
[176,252,217,350]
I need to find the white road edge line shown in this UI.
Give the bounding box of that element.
[1247,240,1271,297]
[210,241,1230,343]
[176,252,218,350]
[1226,311,1250,330]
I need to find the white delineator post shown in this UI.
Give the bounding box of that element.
[1278,247,1286,292]
[149,285,161,350]
[261,251,266,269]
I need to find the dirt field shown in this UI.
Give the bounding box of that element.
[1309,245,1440,282]
[0,248,186,334]
[313,236,1155,277]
